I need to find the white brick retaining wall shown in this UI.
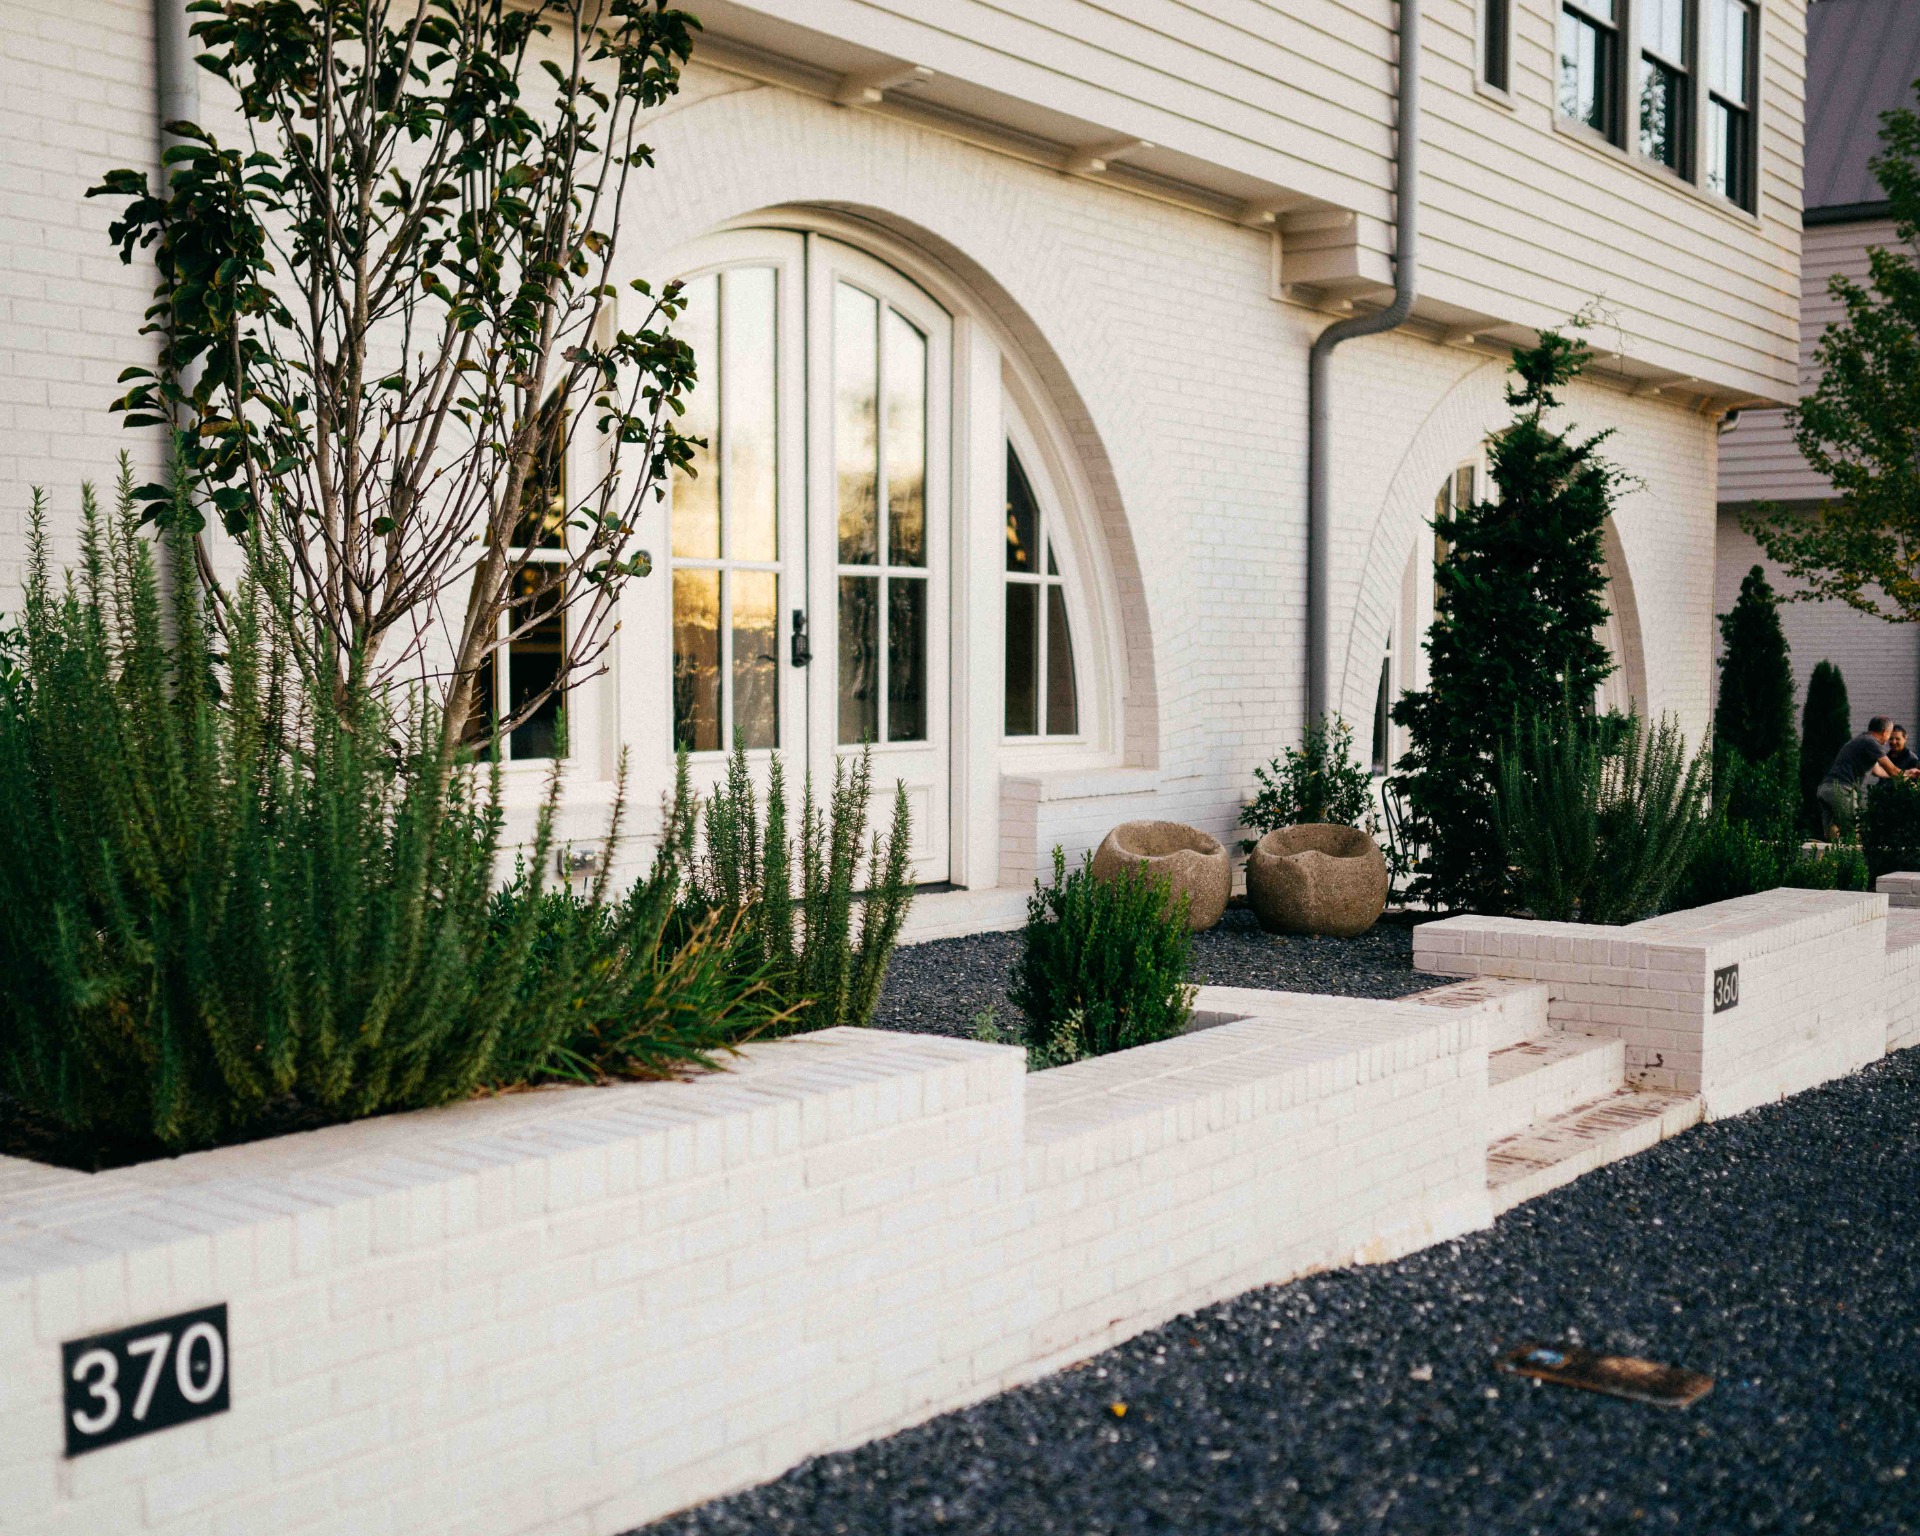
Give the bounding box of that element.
[1,992,1495,1536]
[1415,889,1891,1120]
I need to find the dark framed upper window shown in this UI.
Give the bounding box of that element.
[1705,0,1756,209]
[1483,0,1512,91]
[1638,0,1692,171]
[1003,446,1080,739]
[1559,0,1622,142]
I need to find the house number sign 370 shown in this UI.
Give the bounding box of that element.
[61,1304,229,1456]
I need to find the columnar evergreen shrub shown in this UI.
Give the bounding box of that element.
[1239,713,1379,852]
[1862,774,1920,879]
[1801,660,1854,832]
[1390,332,1620,913]
[1715,565,1797,765]
[1491,703,1707,923]
[0,469,776,1164]
[1011,847,1195,1065]
[690,744,913,1032]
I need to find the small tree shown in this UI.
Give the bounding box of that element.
[1239,713,1378,851]
[1800,659,1853,832]
[1714,565,1797,766]
[91,0,700,761]
[1744,86,1920,624]
[1390,331,1619,912]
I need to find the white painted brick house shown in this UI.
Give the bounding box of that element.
[1,0,1804,919]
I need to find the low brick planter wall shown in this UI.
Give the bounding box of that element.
[1,990,1495,1536]
[1414,888,1892,1119]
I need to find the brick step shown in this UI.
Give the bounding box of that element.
[1487,1087,1701,1215]
[1487,1030,1625,1139]
[1412,977,1550,1052]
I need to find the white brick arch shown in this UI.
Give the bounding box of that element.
[620,77,1165,767]
[1336,358,1651,726]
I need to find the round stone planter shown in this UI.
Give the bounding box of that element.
[1246,823,1389,938]
[1091,820,1232,931]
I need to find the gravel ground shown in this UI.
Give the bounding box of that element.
[633,1046,1920,1536]
[868,907,1450,1040]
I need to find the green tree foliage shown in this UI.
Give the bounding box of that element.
[1011,848,1194,1065]
[1744,86,1920,624]
[691,744,914,1032]
[1863,774,1920,880]
[89,0,702,758]
[1800,660,1854,832]
[0,467,777,1164]
[1491,703,1707,923]
[1239,713,1379,852]
[1714,565,1797,765]
[1390,332,1619,911]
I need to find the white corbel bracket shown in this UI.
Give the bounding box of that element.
[833,64,934,107]
[1062,138,1153,175]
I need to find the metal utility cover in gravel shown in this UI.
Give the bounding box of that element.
[868,909,1449,1041]
[631,1049,1920,1536]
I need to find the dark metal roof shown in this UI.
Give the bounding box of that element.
[1805,0,1920,215]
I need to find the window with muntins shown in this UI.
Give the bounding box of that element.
[1638,0,1692,171]
[1559,0,1621,141]
[1705,0,1756,209]
[669,266,782,755]
[1003,446,1080,739]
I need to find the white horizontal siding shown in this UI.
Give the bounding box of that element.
[1719,218,1901,503]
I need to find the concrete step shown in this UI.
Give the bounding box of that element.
[1488,1088,1702,1215]
[1487,1031,1625,1139]
[1413,977,1550,1052]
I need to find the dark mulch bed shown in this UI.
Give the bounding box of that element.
[633,1044,1920,1536]
[868,906,1451,1041]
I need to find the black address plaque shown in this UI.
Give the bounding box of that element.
[1713,963,1740,1014]
[62,1303,229,1456]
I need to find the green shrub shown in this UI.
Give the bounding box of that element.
[1391,333,1621,913]
[1668,746,1869,910]
[1491,703,1707,923]
[1714,565,1797,766]
[0,469,773,1163]
[1783,842,1870,892]
[1863,773,1920,880]
[1240,712,1378,851]
[1011,847,1195,1065]
[1800,660,1853,834]
[690,743,913,1032]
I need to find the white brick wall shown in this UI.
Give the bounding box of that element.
[0,994,1495,1536]
[3,49,1730,870]
[1414,888,1890,1119]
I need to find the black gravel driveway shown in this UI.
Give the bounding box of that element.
[634,1045,1920,1535]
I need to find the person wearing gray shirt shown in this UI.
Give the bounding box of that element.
[1819,716,1916,836]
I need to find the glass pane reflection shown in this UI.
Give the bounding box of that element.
[724,268,778,562]
[672,275,719,560]
[885,310,927,567]
[838,574,879,744]
[672,567,721,752]
[1046,579,1079,737]
[836,285,879,565]
[888,577,927,742]
[1004,581,1038,736]
[731,570,779,751]
[1006,446,1038,573]
[508,567,565,761]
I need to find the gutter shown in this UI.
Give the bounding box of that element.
[156,0,198,162]
[1305,0,1421,723]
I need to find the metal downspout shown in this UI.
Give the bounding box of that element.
[156,0,198,163]
[1305,0,1421,723]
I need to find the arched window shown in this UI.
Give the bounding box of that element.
[1003,445,1080,738]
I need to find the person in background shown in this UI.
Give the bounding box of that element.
[1819,715,1918,838]
[1889,725,1920,773]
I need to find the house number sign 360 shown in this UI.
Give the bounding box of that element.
[61,1304,229,1456]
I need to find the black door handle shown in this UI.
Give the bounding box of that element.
[790,608,812,667]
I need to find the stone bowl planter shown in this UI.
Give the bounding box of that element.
[1091,820,1232,931]
[1246,823,1389,938]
